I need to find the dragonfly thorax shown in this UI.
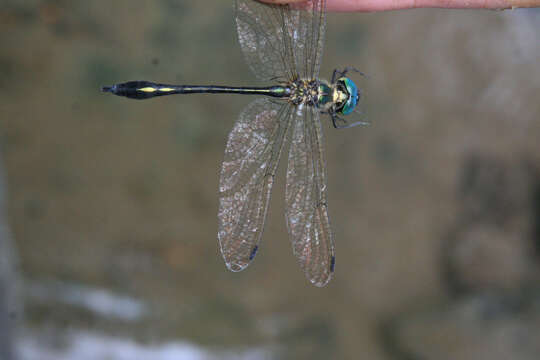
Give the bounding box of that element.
[286,77,356,115]
[288,76,359,117]
[287,79,321,107]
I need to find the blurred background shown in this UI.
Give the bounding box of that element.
[1,1,539,359]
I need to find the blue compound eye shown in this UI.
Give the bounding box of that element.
[339,77,359,115]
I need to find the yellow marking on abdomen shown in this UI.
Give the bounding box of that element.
[138,87,157,93]
[158,87,175,92]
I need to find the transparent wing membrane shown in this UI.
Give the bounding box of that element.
[235,0,326,81]
[218,99,294,271]
[285,106,334,287]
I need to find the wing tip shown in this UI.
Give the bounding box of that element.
[224,246,258,272]
[306,256,335,287]
[310,274,332,287]
[225,259,251,272]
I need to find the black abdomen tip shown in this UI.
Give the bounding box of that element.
[101,81,163,100]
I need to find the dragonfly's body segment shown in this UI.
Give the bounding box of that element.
[103,81,291,100]
[102,0,365,287]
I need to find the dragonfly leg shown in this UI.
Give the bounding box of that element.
[331,69,340,83]
[330,111,370,129]
[330,112,346,129]
[329,110,349,129]
[332,67,365,82]
[342,67,365,77]
[341,120,371,129]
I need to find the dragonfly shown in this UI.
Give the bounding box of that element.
[102,0,365,287]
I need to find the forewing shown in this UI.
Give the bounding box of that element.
[234,0,326,81]
[285,106,335,287]
[218,99,293,272]
[297,0,326,79]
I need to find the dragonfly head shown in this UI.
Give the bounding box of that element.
[335,77,359,116]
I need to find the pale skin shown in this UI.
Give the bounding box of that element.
[259,0,540,11]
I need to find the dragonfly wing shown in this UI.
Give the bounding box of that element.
[285,106,334,287]
[234,0,326,81]
[296,0,326,79]
[218,99,294,271]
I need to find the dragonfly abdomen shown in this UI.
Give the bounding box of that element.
[102,81,290,100]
